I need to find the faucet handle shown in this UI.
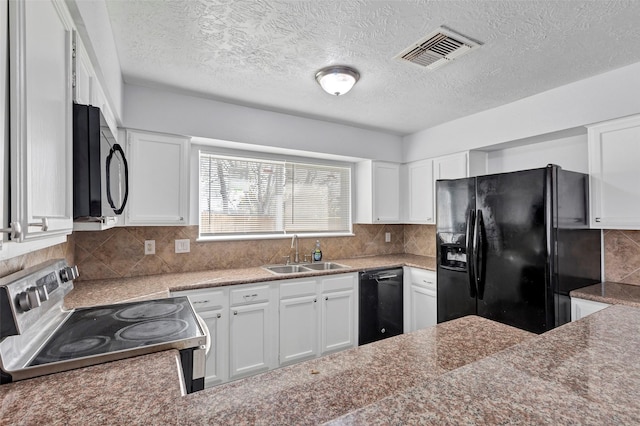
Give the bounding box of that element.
[282,256,291,265]
[304,254,311,263]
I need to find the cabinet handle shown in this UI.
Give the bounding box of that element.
[179,217,184,221]
[325,296,329,301]
[29,217,49,232]
[313,298,317,303]
[233,311,238,315]
[193,300,209,304]
[243,294,258,299]
[595,218,601,223]
[217,313,221,319]
[0,222,22,239]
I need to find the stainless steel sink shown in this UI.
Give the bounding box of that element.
[301,262,349,271]
[263,264,311,274]
[263,262,350,275]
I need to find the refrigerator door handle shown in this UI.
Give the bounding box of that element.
[474,209,486,300]
[466,209,477,298]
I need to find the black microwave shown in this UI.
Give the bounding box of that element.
[72,103,128,223]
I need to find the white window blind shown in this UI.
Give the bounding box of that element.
[199,152,351,237]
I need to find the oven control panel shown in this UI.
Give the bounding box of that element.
[0,260,77,338]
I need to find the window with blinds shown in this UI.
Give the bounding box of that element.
[199,152,352,237]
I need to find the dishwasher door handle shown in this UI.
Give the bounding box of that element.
[375,274,398,281]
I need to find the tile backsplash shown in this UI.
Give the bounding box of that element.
[2,226,639,287]
[603,230,640,285]
[0,236,75,280]
[73,224,416,281]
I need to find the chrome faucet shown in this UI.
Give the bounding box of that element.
[291,234,299,263]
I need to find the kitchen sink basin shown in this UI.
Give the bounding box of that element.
[264,264,311,274]
[263,262,350,275]
[301,262,349,271]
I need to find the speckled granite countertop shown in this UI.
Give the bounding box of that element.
[64,254,435,309]
[0,315,531,425]
[2,306,639,425]
[571,281,640,307]
[329,305,640,425]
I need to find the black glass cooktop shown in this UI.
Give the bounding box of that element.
[29,297,202,366]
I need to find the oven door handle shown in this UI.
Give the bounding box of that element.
[195,313,211,356]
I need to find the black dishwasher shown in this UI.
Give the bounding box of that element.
[359,268,403,345]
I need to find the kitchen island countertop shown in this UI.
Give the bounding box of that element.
[1,305,639,424]
[0,314,531,425]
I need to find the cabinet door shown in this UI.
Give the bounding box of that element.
[229,302,273,379]
[588,115,640,228]
[407,160,434,224]
[434,152,468,180]
[126,131,189,225]
[411,285,437,331]
[279,295,318,366]
[372,162,400,223]
[321,289,355,354]
[199,308,229,387]
[10,0,74,241]
[570,298,610,321]
[72,33,93,105]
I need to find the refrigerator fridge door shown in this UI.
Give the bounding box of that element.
[436,178,476,323]
[475,168,550,333]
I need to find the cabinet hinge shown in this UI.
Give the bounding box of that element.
[72,71,76,89]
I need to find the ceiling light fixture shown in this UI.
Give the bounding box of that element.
[315,66,360,96]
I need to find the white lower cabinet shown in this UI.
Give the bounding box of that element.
[279,279,319,366]
[571,297,610,321]
[172,287,229,388]
[175,272,357,387]
[229,284,278,380]
[278,273,357,366]
[404,267,437,332]
[321,274,357,354]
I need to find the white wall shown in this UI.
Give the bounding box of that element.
[403,61,640,162]
[123,83,403,162]
[65,0,123,122]
[487,134,589,175]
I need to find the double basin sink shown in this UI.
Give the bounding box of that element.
[263,262,350,275]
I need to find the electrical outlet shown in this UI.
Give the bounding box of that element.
[175,239,190,253]
[144,240,155,255]
[385,232,391,243]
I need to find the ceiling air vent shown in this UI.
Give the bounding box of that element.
[396,27,480,70]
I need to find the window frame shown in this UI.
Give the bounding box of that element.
[194,145,355,242]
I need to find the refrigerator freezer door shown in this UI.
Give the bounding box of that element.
[436,178,476,323]
[475,168,550,333]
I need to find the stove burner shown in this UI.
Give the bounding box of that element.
[115,319,189,342]
[47,336,111,358]
[114,301,183,321]
[83,308,116,318]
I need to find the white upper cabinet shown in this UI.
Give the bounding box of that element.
[588,115,640,229]
[9,0,74,242]
[433,151,488,181]
[404,159,434,224]
[125,130,189,225]
[356,160,400,223]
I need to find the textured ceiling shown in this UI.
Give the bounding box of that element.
[105,0,640,136]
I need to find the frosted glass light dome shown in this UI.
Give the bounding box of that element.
[315,66,360,96]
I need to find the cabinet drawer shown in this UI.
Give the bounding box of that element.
[230,285,270,306]
[189,291,226,311]
[279,279,317,299]
[322,274,356,293]
[411,268,436,289]
[173,288,227,312]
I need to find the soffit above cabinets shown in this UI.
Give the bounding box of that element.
[104,0,640,135]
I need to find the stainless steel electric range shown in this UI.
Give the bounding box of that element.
[0,259,208,393]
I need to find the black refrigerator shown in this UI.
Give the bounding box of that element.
[436,165,601,334]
